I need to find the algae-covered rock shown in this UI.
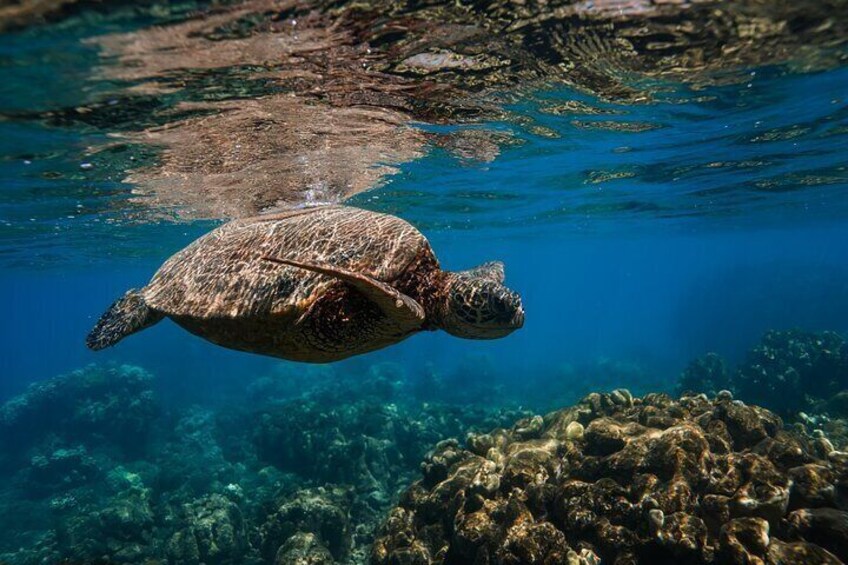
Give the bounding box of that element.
[274,532,334,565]
[252,377,529,498]
[678,353,731,397]
[786,508,848,562]
[24,445,101,495]
[55,479,156,563]
[158,407,237,498]
[680,331,848,419]
[735,330,848,417]
[260,486,352,562]
[372,391,847,564]
[0,363,158,462]
[167,493,247,564]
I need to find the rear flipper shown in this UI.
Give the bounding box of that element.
[86,289,164,350]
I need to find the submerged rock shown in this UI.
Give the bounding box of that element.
[55,478,157,563]
[678,353,730,397]
[167,494,247,564]
[274,532,334,565]
[260,486,352,563]
[0,363,158,464]
[735,330,848,417]
[677,330,848,419]
[372,391,847,564]
[252,381,530,498]
[8,356,848,564]
[0,360,537,564]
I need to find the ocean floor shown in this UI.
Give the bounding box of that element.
[1,329,847,564]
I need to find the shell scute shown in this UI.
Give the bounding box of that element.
[142,206,433,319]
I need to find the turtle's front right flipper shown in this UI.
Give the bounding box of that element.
[86,289,165,350]
[262,256,425,328]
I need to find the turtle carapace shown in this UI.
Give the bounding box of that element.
[86,206,524,362]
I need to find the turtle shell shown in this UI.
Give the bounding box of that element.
[142,205,435,320]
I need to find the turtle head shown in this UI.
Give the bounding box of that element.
[437,261,524,339]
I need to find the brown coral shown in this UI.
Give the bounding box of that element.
[372,391,848,564]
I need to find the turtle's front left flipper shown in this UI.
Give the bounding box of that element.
[262,256,425,328]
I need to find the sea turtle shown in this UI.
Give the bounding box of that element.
[86,205,524,362]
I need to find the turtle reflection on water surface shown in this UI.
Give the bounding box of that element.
[86,206,524,362]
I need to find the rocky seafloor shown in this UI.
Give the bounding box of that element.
[0,329,847,564]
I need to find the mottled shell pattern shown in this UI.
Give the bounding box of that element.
[143,206,434,320]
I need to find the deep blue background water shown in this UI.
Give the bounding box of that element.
[1,17,847,408]
[3,220,848,406]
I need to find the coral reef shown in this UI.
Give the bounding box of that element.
[275,531,335,565]
[0,364,162,563]
[678,330,848,422]
[735,330,848,417]
[252,397,524,499]
[4,334,847,564]
[0,362,527,564]
[55,476,157,563]
[373,389,848,564]
[0,363,157,464]
[678,353,731,398]
[260,486,353,563]
[167,494,247,564]
[248,366,531,562]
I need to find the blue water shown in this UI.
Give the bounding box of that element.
[3,66,847,402]
[4,224,848,402]
[1,3,848,564]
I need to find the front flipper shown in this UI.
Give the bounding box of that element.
[262,256,425,328]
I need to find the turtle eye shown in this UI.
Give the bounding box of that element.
[490,294,510,316]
